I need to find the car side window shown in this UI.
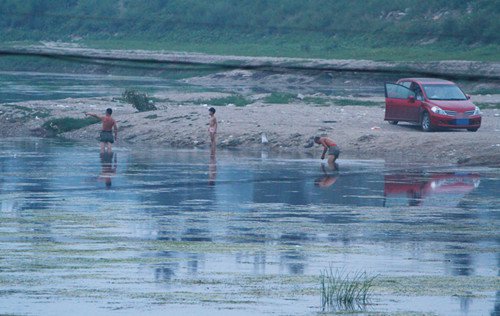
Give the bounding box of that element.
[400,81,411,88]
[410,83,424,101]
[385,83,413,99]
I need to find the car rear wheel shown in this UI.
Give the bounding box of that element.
[421,112,432,132]
[389,121,398,125]
[467,128,478,132]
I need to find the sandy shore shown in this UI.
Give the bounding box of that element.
[1,46,499,166]
[1,93,499,167]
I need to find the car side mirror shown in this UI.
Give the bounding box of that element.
[408,95,415,102]
[466,94,471,100]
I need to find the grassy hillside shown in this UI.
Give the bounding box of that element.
[1,0,499,61]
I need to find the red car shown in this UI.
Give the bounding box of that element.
[384,78,481,132]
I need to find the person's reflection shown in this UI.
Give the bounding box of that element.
[407,189,423,206]
[493,289,500,315]
[280,249,306,275]
[99,152,117,189]
[314,163,338,188]
[208,153,217,186]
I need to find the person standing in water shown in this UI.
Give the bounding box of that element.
[208,107,217,154]
[85,108,118,154]
[314,136,340,168]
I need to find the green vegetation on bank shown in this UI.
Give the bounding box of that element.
[1,0,499,61]
[264,93,296,104]
[80,39,500,62]
[42,117,100,135]
[194,95,252,107]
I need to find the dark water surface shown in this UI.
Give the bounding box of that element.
[0,139,499,315]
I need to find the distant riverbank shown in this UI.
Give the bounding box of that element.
[2,44,500,80]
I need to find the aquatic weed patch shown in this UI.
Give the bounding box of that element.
[320,267,376,311]
[376,275,500,297]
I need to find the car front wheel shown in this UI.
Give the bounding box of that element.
[421,112,432,132]
[467,128,478,132]
[389,120,398,125]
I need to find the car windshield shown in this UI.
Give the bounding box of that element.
[422,84,467,100]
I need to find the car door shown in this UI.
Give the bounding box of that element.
[405,82,424,122]
[384,83,413,121]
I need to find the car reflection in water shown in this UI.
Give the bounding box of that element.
[383,171,480,207]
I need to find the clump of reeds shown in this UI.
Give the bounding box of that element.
[320,266,376,311]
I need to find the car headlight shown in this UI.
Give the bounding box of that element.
[431,106,447,115]
[472,106,481,115]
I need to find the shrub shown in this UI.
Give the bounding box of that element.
[123,89,157,112]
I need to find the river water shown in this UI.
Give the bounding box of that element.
[2,68,488,106]
[0,69,401,103]
[0,70,190,103]
[0,138,498,315]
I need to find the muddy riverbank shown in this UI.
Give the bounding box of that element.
[1,48,499,167]
[1,93,499,167]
